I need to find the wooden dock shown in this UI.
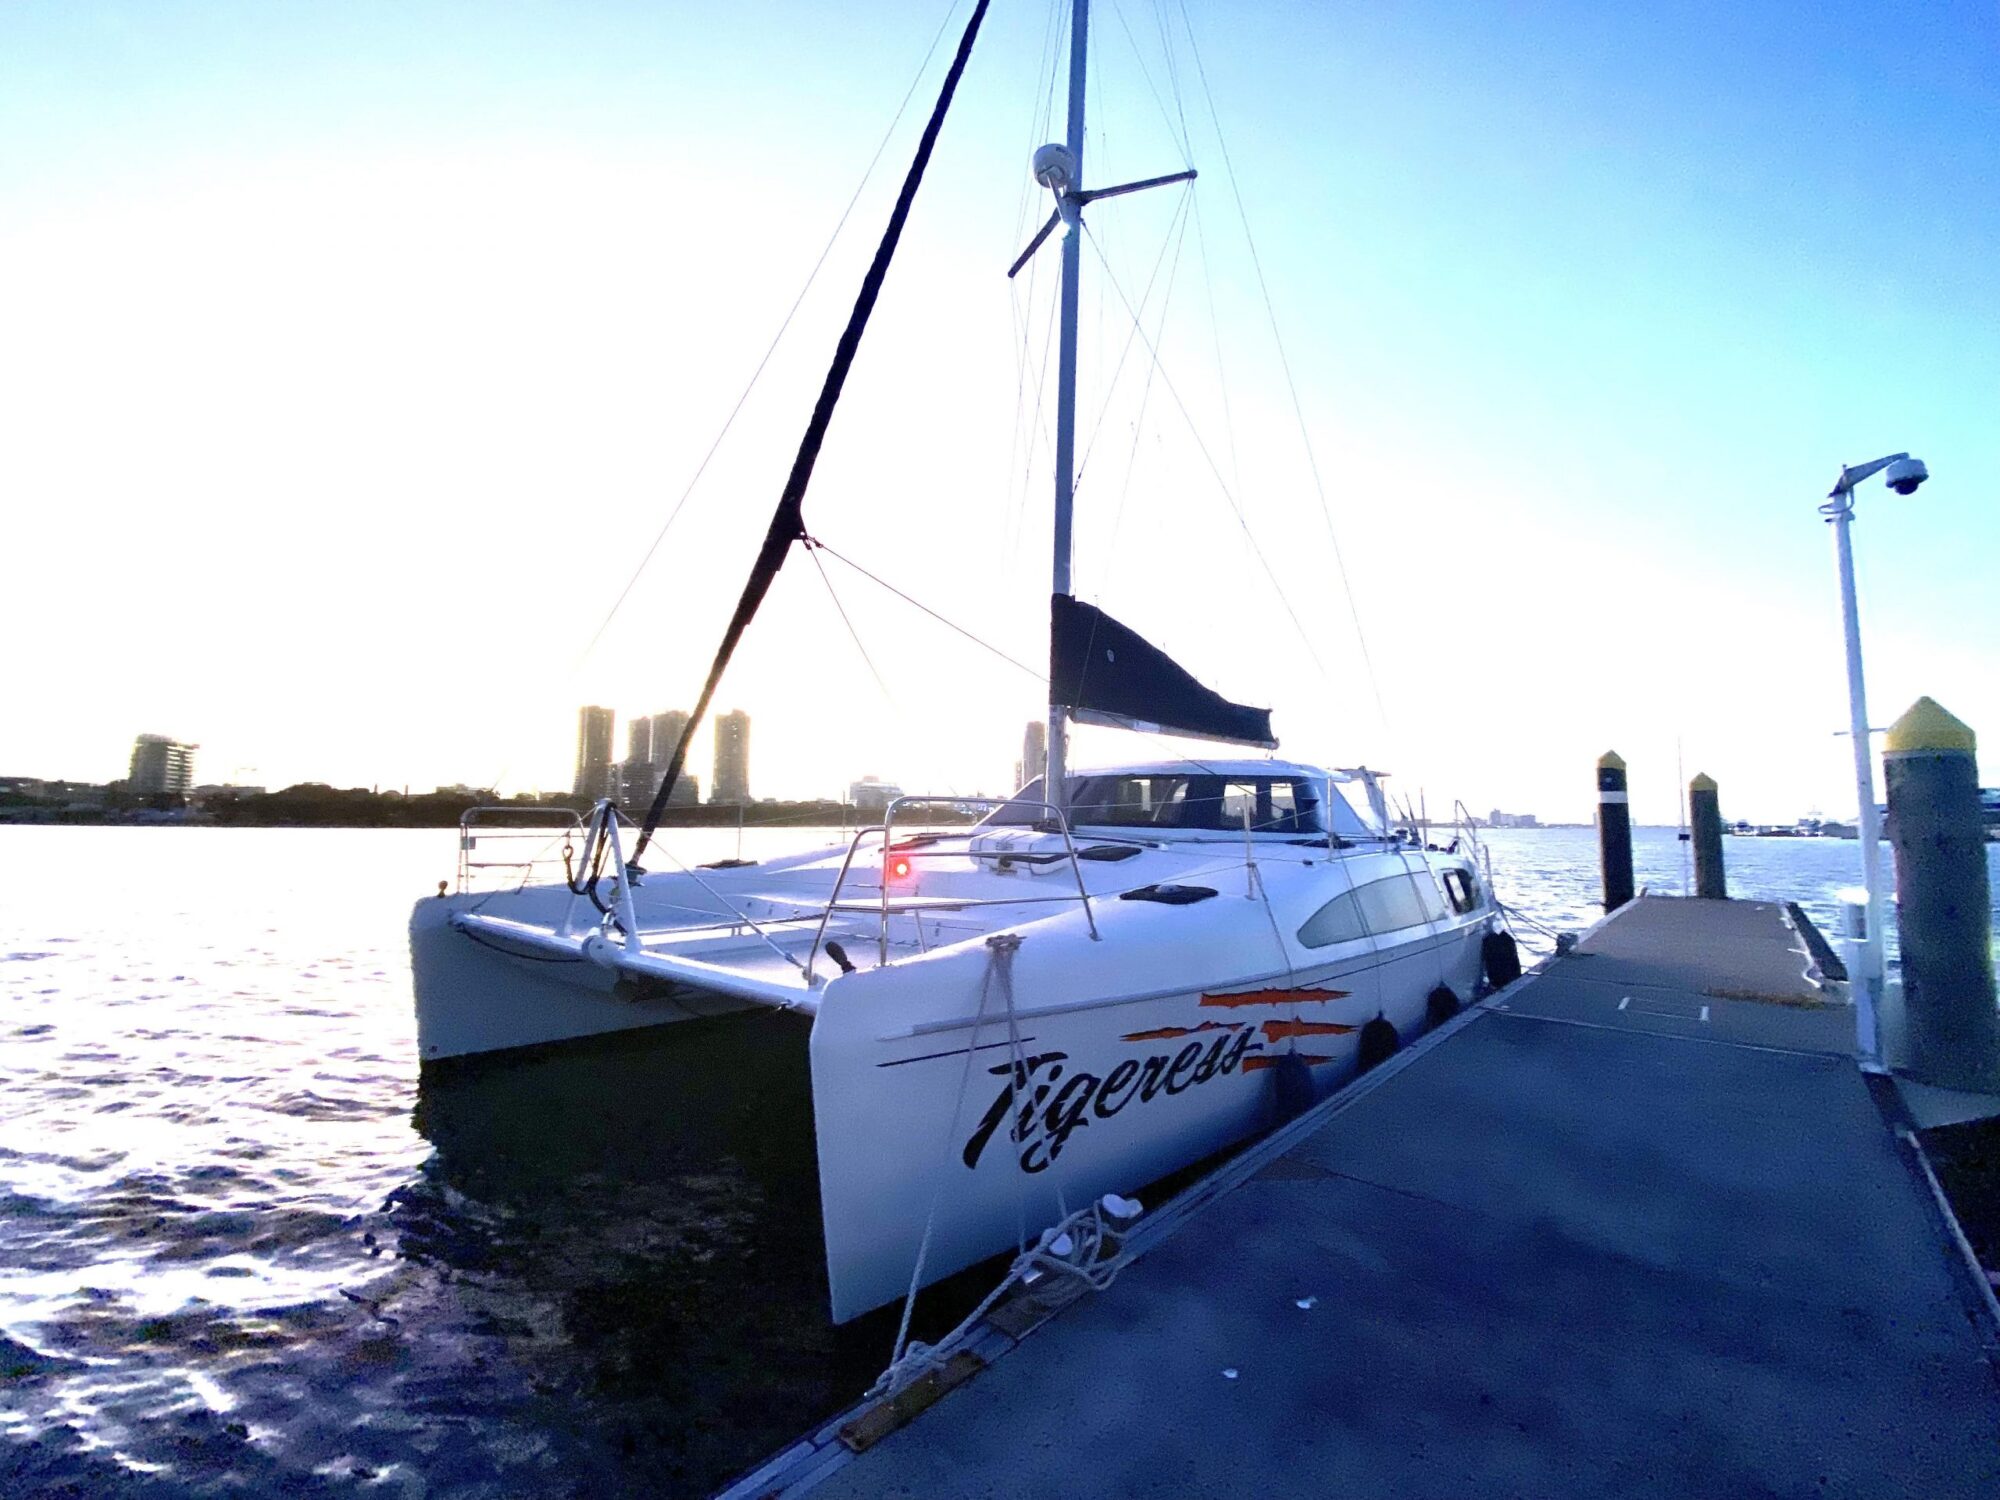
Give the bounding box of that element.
[730,896,2000,1498]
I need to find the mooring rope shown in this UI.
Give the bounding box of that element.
[870,1191,1138,1399]
[871,928,1145,1399]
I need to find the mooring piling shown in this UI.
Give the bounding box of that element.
[1597,751,1634,912]
[1882,697,2000,1093]
[1689,773,1726,899]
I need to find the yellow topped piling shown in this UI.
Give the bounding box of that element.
[1881,697,1996,1090]
[1885,697,1976,756]
[1688,773,1725,898]
[1598,750,1627,771]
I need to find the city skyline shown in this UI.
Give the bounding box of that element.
[0,709,1937,825]
[2,3,1994,825]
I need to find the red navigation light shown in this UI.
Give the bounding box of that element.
[889,857,912,881]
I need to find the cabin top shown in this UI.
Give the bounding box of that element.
[986,760,1383,838]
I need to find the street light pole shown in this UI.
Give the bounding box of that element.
[1819,451,1929,1067]
[1826,483,1885,1060]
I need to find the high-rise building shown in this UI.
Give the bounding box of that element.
[712,710,751,804]
[648,710,690,765]
[128,735,197,797]
[618,757,655,809]
[617,717,656,810]
[1017,720,1047,790]
[848,776,902,814]
[650,711,699,805]
[574,705,616,800]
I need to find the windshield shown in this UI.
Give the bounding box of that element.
[983,773,1371,836]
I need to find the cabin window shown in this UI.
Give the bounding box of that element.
[1442,868,1479,914]
[1297,890,1366,947]
[1356,875,1434,933]
[1266,780,1309,833]
[1064,774,1334,832]
[1221,781,1258,828]
[1067,775,1190,827]
[1418,871,1453,922]
[1297,871,1444,948]
[983,773,1368,836]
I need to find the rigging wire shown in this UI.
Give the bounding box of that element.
[1004,4,1070,578]
[574,0,971,666]
[1187,195,1243,492]
[1005,252,1065,573]
[807,543,896,705]
[1081,221,1328,680]
[1002,0,1066,560]
[1073,182,1193,490]
[1171,0,1388,732]
[1096,185,1193,587]
[811,540,1046,683]
[632,0,995,864]
[1108,0,1193,166]
[1150,0,1196,160]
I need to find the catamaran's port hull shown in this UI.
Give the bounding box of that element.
[411,892,759,1064]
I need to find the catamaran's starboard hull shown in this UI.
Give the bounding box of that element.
[808,900,1485,1321]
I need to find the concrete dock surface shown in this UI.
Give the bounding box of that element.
[793,897,2000,1498]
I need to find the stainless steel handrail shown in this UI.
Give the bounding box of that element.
[456,805,586,892]
[804,827,884,984]
[886,795,1100,964]
[803,795,1108,979]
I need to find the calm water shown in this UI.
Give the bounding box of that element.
[3,824,1993,1496]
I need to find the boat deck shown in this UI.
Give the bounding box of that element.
[763,896,2000,1498]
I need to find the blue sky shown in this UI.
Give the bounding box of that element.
[2,1,1995,823]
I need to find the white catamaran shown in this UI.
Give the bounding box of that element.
[409,0,1518,1324]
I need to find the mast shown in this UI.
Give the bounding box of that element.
[1045,0,1088,816]
[1012,0,1197,813]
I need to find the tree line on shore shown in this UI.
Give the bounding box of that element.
[0,781,903,829]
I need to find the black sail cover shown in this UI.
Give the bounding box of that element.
[1050,594,1276,749]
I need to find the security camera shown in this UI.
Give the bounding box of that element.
[1884,457,1928,495]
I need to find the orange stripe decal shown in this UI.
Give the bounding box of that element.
[1261,1019,1358,1042]
[1120,1020,1244,1043]
[1240,1053,1336,1072]
[1199,986,1350,1009]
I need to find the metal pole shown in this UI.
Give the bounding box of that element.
[1044,0,1088,817]
[1829,489,1885,1063]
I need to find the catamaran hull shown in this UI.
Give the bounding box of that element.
[411,891,758,1064]
[809,910,1486,1322]
[409,839,1496,1323]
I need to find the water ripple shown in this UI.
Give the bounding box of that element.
[2,824,1993,1496]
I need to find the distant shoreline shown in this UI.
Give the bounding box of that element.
[0,786,967,831]
[0,808,1680,833]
